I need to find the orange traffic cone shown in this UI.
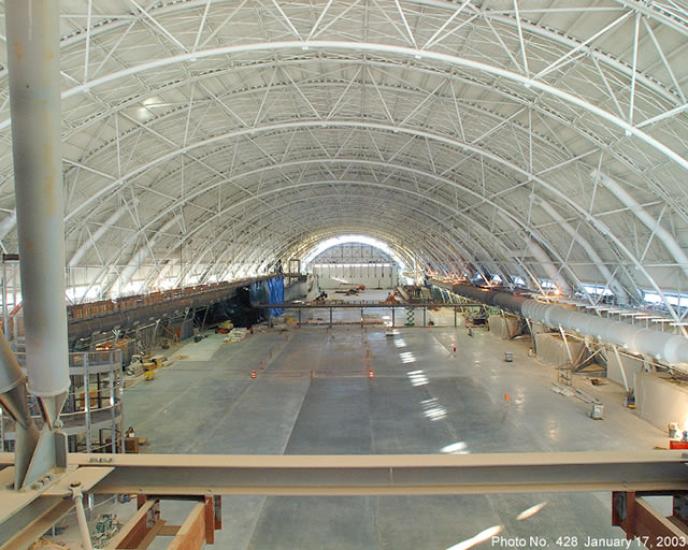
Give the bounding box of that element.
[367,369,375,379]
[250,370,257,379]
[504,392,511,402]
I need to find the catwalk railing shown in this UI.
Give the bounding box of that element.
[1,350,123,454]
[254,302,483,328]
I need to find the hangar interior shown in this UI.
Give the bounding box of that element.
[1,1,688,549]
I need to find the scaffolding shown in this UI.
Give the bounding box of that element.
[1,350,123,455]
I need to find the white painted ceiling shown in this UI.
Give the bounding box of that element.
[0,0,686,305]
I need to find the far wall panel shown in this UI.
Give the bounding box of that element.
[313,263,398,289]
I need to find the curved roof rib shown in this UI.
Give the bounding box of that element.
[0,0,685,309]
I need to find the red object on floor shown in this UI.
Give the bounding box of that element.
[250,370,257,379]
[367,369,375,379]
[669,440,688,449]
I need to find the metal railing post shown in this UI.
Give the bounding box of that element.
[83,354,91,454]
[109,351,117,455]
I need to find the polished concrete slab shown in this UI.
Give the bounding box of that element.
[123,305,664,549]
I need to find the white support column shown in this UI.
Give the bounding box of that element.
[5,0,70,487]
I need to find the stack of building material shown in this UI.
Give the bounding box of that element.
[216,320,234,334]
[224,328,249,344]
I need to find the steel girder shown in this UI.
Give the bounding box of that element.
[1,450,687,497]
[3,449,688,549]
[77,119,678,308]
[109,183,535,293]
[37,40,687,170]
[0,1,680,105]
[0,1,684,305]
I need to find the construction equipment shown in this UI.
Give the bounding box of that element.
[590,403,604,420]
[92,513,120,547]
[143,362,156,381]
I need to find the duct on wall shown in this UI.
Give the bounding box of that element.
[444,283,688,369]
[533,196,628,304]
[594,170,688,281]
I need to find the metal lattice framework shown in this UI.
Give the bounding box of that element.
[0,0,686,307]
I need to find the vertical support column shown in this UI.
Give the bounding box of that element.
[1,259,8,340]
[83,354,92,454]
[109,352,117,454]
[5,0,70,487]
[612,346,630,393]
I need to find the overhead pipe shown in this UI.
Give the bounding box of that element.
[443,283,688,368]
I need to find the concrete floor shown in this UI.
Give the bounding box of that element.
[118,293,665,549]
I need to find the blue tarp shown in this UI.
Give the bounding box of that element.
[249,275,284,318]
[266,276,284,317]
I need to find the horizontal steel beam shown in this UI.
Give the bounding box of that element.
[2,451,686,497]
[254,302,483,309]
[613,492,688,549]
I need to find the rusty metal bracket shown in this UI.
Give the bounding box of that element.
[613,491,688,549]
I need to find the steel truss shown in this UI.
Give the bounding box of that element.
[1,450,688,549]
[0,0,684,306]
